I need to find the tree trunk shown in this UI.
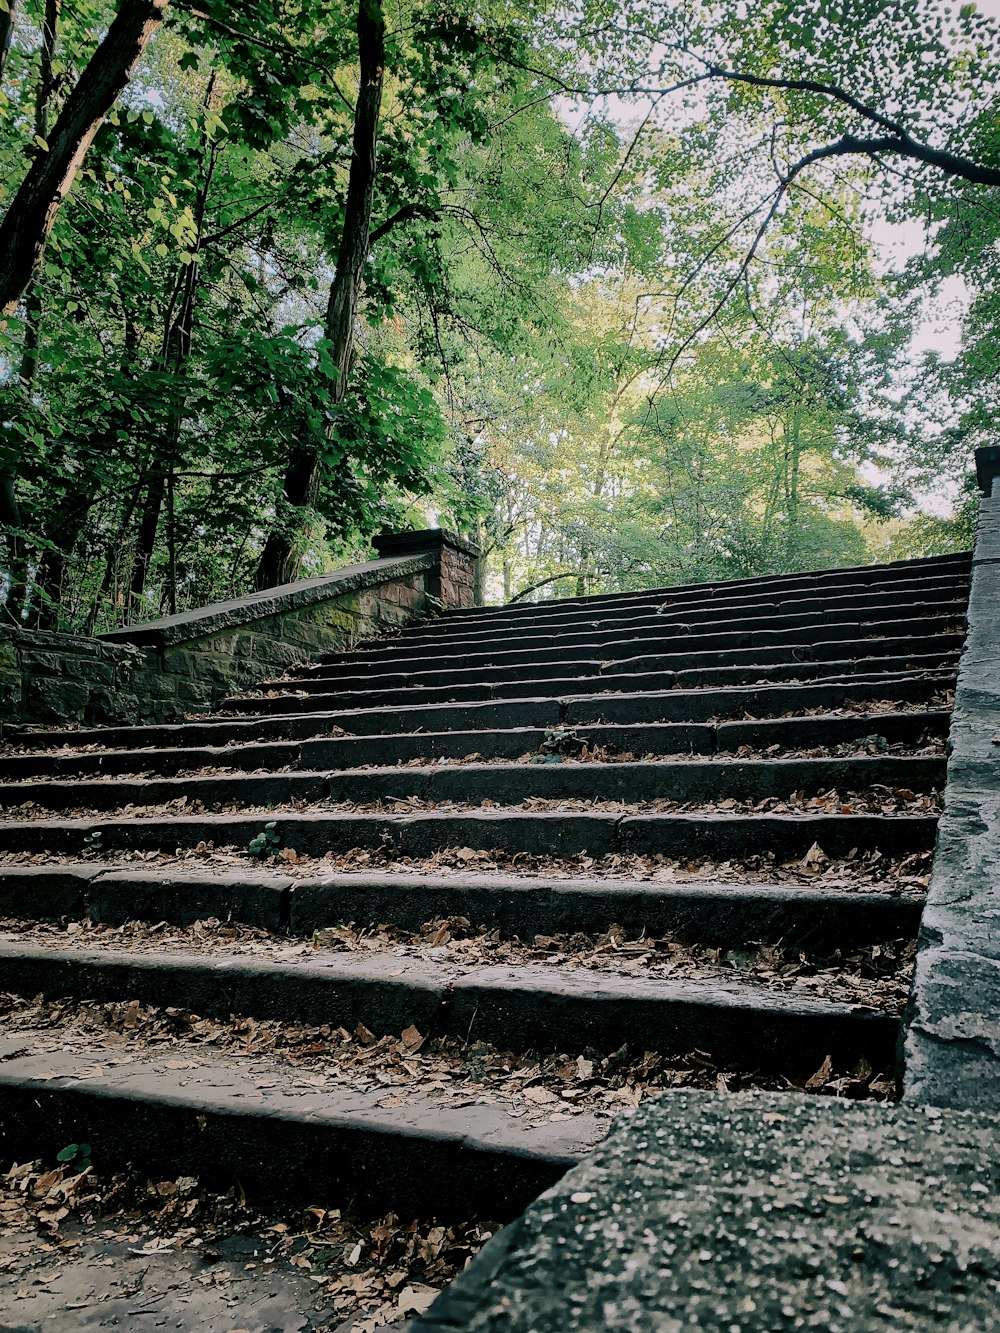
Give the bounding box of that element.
[254,0,385,591]
[0,0,18,86]
[785,408,802,567]
[0,0,167,317]
[1,0,60,624]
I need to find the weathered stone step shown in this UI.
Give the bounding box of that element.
[381,555,971,634]
[0,809,938,859]
[273,629,964,697]
[226,652,961,714]
[307,603,968,676]
[4,675,955,753]
[0,865,925,950]
[0,1034,597,1221]
[0,755,947,814]
[345,595,969,662]
[0,710,950,780]
[0,944,899,1071]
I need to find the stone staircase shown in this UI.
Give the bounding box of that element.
[0,550,970,1222]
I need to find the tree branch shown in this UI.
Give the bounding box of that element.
[369,201,438,243]
[508,572,581,603]
[0,0,169,318]
[791,132,1000,189]
[696,66,1000,188]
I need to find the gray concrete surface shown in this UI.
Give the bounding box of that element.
[414,1090,1000,1332]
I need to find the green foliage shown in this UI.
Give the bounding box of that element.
[56,1142,92,1174]
[0,0,989,627]
[247,822,282,859]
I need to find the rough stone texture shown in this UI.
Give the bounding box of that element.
[901,491,1000,1110]
[414,1091,1000,1333]
[1,531,480,730]
[373,527,479,610]
[0,628,151,729]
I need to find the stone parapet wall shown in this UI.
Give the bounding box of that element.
[0,628,151,730]
[901,461,1000,1110]
[1,530,480,731]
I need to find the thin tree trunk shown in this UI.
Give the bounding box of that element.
[86,479,143,633]
[254,0,385,591]
[0,0,167,317]
[785,408,802,567]
[0,0,18,85]
[127,70,217,616]
[2,0,60,624]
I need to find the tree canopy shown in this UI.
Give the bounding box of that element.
[0,0,995,626]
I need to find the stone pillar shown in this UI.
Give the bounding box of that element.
[372,528,481,609]
[975,444,1000,497]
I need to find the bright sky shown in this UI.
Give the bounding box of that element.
[883,0,1000,362]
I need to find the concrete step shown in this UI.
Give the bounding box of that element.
[0,710,950,780]
[4,675,956,753]
[269,629,964,697]
[0,942,900,1072]
[335,598,968,665]
[0,809,939,860]
[0,755,947,814]
[0,865,926,950]
[0,1032,597,1221]
[223,654,962,716]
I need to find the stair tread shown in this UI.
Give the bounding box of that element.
[0,938,900,1015]
[0,1030,605,1163]
[0,861,928,902]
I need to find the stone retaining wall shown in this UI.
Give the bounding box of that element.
[901,455,1000,1109]
[1,529,479,731]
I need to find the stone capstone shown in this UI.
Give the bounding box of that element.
[414,1090,1000,1333]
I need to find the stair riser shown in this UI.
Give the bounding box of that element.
[0,756,947,813]
[0,868,924,949]
[311,605,967,673]
[5,676,955,753]
[562,678,954,727]
[0,950,898,1073]
[285,631,964,695]
[0,811,938,860]
[226,653,961,714]
[0,711,950,780]
[0,1081,568,1222]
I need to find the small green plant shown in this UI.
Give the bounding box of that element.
[82,829,103,853]
[248,821,282,859]
[530,726,589,763]
[460,1046,489,1083]
[56,1142,92,1175]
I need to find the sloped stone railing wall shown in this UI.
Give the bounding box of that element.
[1,529,478,731]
